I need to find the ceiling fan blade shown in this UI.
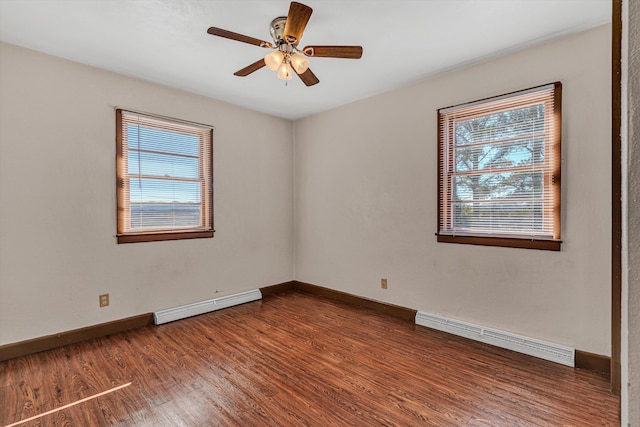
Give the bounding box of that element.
[207,27,273,48]
[294,67,319,86]
[302,46,363,59]
[283,2,313,44]
[234,59,266,77]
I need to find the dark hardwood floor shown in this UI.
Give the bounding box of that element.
[1,290,619,426]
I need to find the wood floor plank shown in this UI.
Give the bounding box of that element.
[0,290,619,426]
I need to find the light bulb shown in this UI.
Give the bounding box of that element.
[290,53,309,74]
[264,51,284,71]
[277,62,293,81]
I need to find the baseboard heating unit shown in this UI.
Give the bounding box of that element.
[153,289,262,325]
[415,311,574,367]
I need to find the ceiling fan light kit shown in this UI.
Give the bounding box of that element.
[264,44,308,79]
[207,1,362,86]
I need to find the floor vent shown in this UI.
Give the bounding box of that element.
[415,311,574,367]
[153,289,262,325]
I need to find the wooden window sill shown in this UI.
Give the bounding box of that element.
[117,230,214,244]
[436,234,561,251]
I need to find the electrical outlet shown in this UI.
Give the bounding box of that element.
[99,293,110,307]
[381,278,388,289]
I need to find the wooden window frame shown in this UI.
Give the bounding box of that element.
[436,83,562,251]
[116,109,214,244]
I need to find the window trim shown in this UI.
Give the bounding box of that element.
[116,109,214,244]
[436,82,562,251]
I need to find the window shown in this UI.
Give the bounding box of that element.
[437,82,562,250]
[116,109,213,243]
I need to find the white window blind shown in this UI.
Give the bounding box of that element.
[116,109,213,243]
[437,83,561,249]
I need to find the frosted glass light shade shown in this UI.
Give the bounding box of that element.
[290,53,310,74]
[277,62,293,80]
[265,51,284,71]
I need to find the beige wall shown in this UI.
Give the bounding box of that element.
[0,42,294,345]
[294,24,612,356]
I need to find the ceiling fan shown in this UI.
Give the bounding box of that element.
[207,1,363,86]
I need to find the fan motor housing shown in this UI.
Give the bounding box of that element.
[270,17,288,45]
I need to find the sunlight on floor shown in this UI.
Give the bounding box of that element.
[4,382,132,427]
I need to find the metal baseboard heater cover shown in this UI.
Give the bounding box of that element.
[415,311,575,367]
[153,289,262,325]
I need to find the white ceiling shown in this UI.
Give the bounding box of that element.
[0,0,610,120]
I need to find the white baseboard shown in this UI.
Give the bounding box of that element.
[153,289,262,325]
[415,311,574,367]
